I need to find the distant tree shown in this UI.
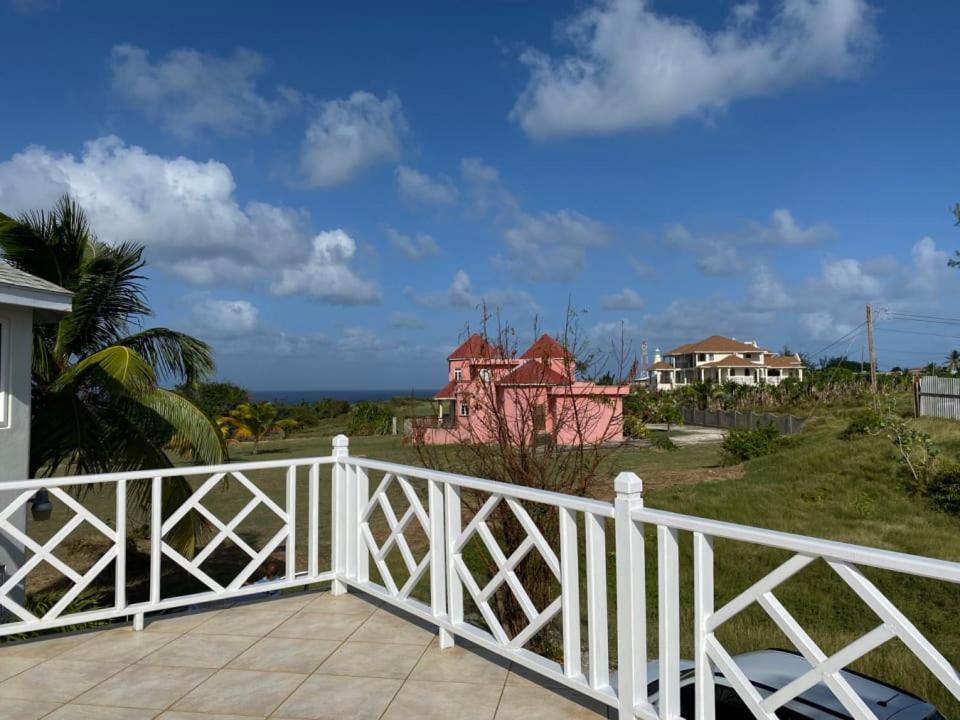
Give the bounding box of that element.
[949,203,960,268]
[946,350,960,375]
[218,402,298,454]
[178,381,250,419]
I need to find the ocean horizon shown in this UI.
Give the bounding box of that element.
[250,388,435,404]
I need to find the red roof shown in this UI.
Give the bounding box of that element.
[520,334,573,360]
[433,379,458,399]
[448,333,498,360]
[500,360,569,385]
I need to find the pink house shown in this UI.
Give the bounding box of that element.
[418,333,628,445]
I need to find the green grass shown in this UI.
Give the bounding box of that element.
[21,397,960,714]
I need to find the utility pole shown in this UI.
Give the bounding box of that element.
[866,304,877,393]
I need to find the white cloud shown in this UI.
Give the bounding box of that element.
[512,0,876,138]
[0,136,311,284]
[395,166,458,206]
[816,258,882,298]
[499,210,609,281]
[748,265,793,310]
[387,227,440,260]
[300,91,406,187]
[752,208,834,246]
[190,298,260,339]
[271,230,381,305]
[800,311,855,342]
[110,44,297,138]
[601,288,644,310]
[406,269,538,313]
[391,313,425,329]
[666,224,744,275]
[630,257,654,276]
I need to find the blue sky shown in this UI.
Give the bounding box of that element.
[1,0,959,389]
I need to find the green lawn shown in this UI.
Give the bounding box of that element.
[21,400,960,715]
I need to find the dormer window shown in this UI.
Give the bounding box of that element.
[479,368,491,382]
[454,368,462,382]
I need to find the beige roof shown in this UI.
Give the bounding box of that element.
[650,360,673,370]
[0,262,71,296]
[765,355,804,368]
[666,335,769,356]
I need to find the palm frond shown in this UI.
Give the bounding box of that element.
[52,345,156,395]
[139,388,225,466]
[0,195,90,288]
[119,328,214,387]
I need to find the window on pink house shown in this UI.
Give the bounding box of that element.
[460,402,469,416]
[454,368,462,382]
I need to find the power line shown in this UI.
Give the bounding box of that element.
[804,322,866,359]
[885,311,960,324]
[876,327,960,341]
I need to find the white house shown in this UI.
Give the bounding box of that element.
[648,335,804,390]
[0,263,72,594]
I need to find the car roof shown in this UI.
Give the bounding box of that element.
[730,650,935,720]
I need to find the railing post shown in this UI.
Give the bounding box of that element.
[285,465,297,582]
[308,462,320,579]
[614,472,649,720]
[356,465,369,584]
[429,479,451,649]
[331,434,349,595]
[694,532,716,720]
[444,483,463,646]
[658,525,681,720]
[115,479,129,626]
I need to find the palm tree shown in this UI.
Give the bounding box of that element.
[218,402,298,454]
[0,195,225,554]
[945,349,960,375]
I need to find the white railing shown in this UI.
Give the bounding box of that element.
[1,434,958,720]
[0,455,337,635]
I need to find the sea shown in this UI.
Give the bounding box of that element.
[250,389,434,404]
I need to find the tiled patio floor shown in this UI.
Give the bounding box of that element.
[0,590,613,719]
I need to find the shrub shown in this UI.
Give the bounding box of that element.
[651,433,678,451]
[721,425,783,464]
[840,410,886,439]
[346,401,392,436]
[926,462,960,516]
[623,415,647,439]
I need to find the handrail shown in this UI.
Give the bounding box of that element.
[342,455,615,518]
[633,506,960,583]
[0,455,336,491]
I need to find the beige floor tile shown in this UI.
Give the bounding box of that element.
[190,609,289,637]
[139,633,255,669]
[505,663,565,688]
[0,631,96,660]
[347,608,436,645]
[382,679,502,720]
[44,703,159,719]
[228,637,339,673]
[145,608,223,634]
[0,697,60,720]
[0,658,127,702]
[301,592,380,616]
[235,591,318,613]
[59,627,176,663]
[274,674,401,719]
[410,644,508,685]
[75,663,213,709]
[494,685,609,719]
[0,655,42,681]
[270,611,366,641]
[172,668,306,716]
[315,641,425,679]
[157,713,264,720]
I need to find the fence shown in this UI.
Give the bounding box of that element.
[1,435,958,720]
[682,407,807,434]
[915,375,960,420]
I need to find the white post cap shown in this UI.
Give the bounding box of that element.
[332,434,349,456]
[614,471,643,495]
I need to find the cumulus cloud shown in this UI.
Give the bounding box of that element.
[498,210,609,281]
[190,298,261,339]
[406,269,538,313]
[300,91,406,187]
[387,227,440,260]
[0,136,311,283]
[391,313,425,329]
[395,166,458,206]
[271,230,381,304]
[111,44,298,138]
[601,288,644,310]
[748,265,793,310]
[512,0,876,138]
[665,209,832,275]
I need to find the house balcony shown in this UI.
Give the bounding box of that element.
[0,436,956,719]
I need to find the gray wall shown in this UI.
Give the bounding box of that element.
[0,304,33,597]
